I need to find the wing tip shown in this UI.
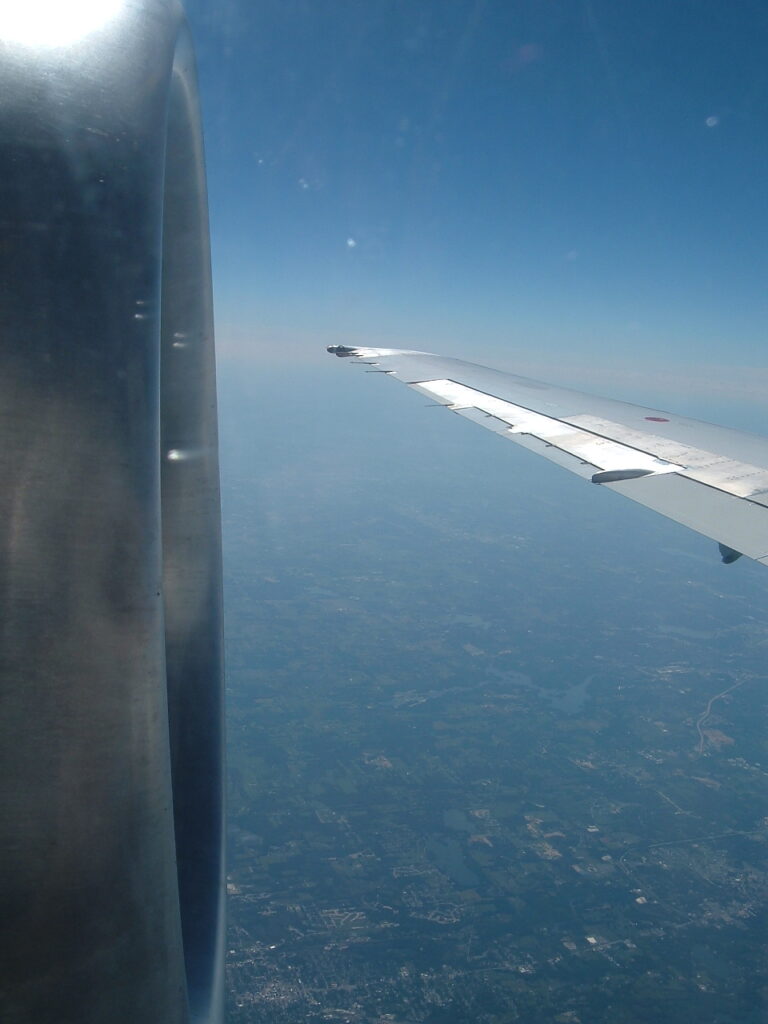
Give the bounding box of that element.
[327,345,360,358]
[327,345,431,359]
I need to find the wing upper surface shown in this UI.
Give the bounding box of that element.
[328,346,768,566]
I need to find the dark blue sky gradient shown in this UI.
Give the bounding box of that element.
[187,0,768,381]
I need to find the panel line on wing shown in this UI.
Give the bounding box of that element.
[412,378,768,502]
[569,414,768,498]
[412,379,680,479]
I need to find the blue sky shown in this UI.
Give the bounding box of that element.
[186,0,768,418]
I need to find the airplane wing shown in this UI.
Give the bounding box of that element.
[328,346,768,567]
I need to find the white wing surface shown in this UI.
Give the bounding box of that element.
[328,346,768,566]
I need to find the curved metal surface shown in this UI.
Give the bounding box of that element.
[162,27,226,1024]
[0,4,224,1023]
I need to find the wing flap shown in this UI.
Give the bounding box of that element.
[452,406,598,481]
[606,473,768,564]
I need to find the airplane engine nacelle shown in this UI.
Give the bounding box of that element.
[0,4,225,1022]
